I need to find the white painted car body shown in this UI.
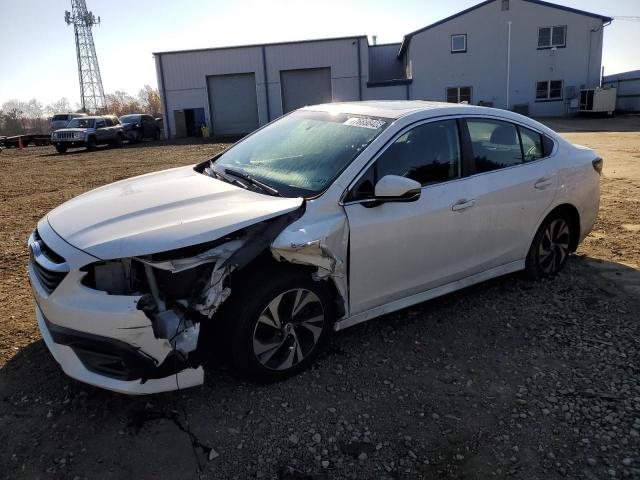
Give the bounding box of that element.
[28,101,600,394]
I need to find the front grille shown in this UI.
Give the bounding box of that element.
[56,132,76,140]
[33,229,65,263]
[29,229,67,294]
[31,259,67,294]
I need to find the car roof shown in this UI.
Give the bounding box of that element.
[300,101,478,119]
[300,100,556,135]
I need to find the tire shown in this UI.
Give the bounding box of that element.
[525,213,573,279]
[225,268,334,381]
[55,145,67,154]
[153,129,161,141]
[114,134,124,148]
[86,137,97,151]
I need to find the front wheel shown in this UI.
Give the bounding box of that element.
[525,214,573,279]
[226,270,334,381]
[114,134,124,148]
[55,145,67,154]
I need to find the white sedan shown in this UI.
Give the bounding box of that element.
[27,101,602,394]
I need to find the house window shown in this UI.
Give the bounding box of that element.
[446,86,472,104]
[501,0,509,11]
[536,80,563,101]
[538,25,566,48]
[451,34,467,53]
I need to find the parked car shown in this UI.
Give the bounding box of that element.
[119,114,161,142]
[28,101,601,394]
[51,115,124,153]
[50,112,87,133]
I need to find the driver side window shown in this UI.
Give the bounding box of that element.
[95,119,106,129]
[346,120,461,202]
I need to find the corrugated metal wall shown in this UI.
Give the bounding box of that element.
[368,44,405,82]
[603,70,640,112]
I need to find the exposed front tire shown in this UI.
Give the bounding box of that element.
[55,145,68,154]
[525,213,573,279]
[225,269,334,381]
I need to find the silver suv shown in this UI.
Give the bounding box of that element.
[51,115,124,154]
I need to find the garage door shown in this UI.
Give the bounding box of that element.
[207,73,259,136]
[280,68,332,114]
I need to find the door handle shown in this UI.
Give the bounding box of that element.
[534,178,552,190]
[451,199,476,212]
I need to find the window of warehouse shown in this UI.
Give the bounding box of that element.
[536,80,563,101]
[451,34,467,53]
[538,25,566,48]
[446,87,472,104]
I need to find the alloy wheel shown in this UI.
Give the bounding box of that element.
[538,218,570,274]
[252,288,325,371]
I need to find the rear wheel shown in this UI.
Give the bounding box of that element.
[153,129,161,141]
[55,145,67,154]
[225,269,334,381]
[525,213,573,279]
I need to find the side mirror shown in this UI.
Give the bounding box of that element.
[373,175,421,202]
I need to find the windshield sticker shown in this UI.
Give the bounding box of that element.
[343,117,386,130]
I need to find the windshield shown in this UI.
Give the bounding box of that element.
[212,110,388,197]
[67,118,95,128]
[120,115,141,124]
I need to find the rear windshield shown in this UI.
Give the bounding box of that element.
[67,118,95,128]
[213,110,389,197]
[120,115,141,124]
[52,114,69,121]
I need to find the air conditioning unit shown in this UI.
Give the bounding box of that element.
[579,87,617,115]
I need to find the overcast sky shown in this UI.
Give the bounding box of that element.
[1,0,638,107]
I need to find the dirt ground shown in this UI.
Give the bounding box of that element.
[0,116,639,479]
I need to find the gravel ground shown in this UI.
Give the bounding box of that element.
[1,117,639,479]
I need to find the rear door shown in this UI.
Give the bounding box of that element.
[454,117,558,271]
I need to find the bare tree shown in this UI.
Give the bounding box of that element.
[1,100,27,135]
[138,85,161,117]
[45,98,73,116]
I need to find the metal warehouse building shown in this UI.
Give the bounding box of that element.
[154,0,611,139]
[603,70,640,112]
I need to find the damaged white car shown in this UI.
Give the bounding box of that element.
[28,101,601,394]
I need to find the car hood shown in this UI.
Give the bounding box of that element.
[54,128,91,134]
[47,166,304,260]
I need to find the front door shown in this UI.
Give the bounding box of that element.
[345,119,478,314]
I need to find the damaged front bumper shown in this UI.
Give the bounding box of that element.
[36,305,203,394]
[28,226,204,394]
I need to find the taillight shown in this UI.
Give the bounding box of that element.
[592,157,603,175]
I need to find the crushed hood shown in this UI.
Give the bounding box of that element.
[47,166,303,259]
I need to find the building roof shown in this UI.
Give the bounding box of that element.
[398,0,613,56]
[153,35,368,56]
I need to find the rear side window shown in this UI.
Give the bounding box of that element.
[466,119,522,172]
[52,114,69,121]
[376,120,461,186]
[104,117,114,127]
[518,126,544,162]
[542,135,555,156]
